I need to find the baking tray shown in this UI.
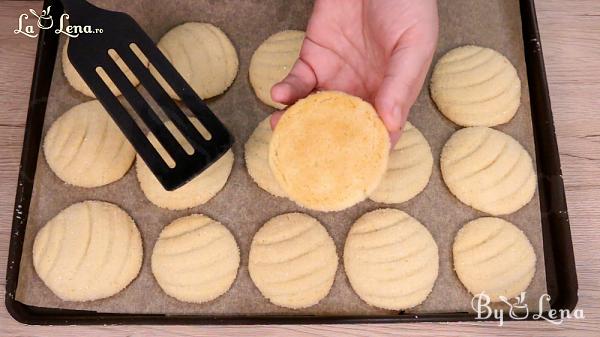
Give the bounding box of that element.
[5,0,577,325]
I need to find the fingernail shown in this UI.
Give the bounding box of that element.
[383,105,403,132]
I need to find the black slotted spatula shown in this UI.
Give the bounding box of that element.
[61,0,233,191]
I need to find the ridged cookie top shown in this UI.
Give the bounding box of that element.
[151,214,240,303]
[269,91,390,212]
[43,100,135,188]
[32,201,142,302]
[135,118,234,210]
[441,127,537,215]
[369,122,433,204]
[344,209,439,310]
[151,22,238,100]
[249,213,338,309]
[249,30,305,108]
[431,45,521,126]
[453,217,536,301]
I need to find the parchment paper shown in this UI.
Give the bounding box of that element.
[16,0,547,316]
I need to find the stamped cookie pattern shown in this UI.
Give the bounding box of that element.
[431,45,521,127]
[33,201,143,302]
[151,214,240,303]
[369,122,433,204]
[249,30,305,108]
[441,127,537,215]
[249,213,338,309]
[453,217,536,301]
[344,209,439,310]
[151,22,238,100]
[43,100,135,188]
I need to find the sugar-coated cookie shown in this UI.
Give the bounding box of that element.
[369,122,433,204]
[249,213,338,309]
[136,118,234,210]
[43,100,135,188]
[453,217,536,301]
[151,214,240,303]
[344,209,438,310]
[62,39,148,97]
[150,22,238,100]
[269,91,389,212]
[249,30,305,108]
[431,45,521,126]
[441,127,536,215]
[33,201,142,301]
[245,117,286,197]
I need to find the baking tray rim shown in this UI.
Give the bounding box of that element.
[5,0,578,325]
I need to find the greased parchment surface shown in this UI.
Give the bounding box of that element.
[16,0,547,315]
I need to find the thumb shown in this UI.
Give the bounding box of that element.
[271,58,318,106]
[375,44,435,133]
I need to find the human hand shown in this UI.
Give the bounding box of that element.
[270,0,438,144]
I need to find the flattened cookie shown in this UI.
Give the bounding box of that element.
[369,122,433,204]
[249,30,305,108]
[33,201,142,302]
[441,127,536,215]
[249,213,338,309]
[431,45,521,126]
[44,100,135,188]
[245,117,286,197]
[151,22,238,100]
[453,217,536,301]
[62,39,148,97]
[136,118,234,210]
[344,209,438,310]
[269,91,389,212]
[152,214,240,303]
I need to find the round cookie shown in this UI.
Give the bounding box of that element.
[62,39,148,97]
[249,30,305,108]
[43,100,135,188]
[136,118,234,210]
[440,127,537,215]
[150,22,238,100]
[344,209,439,310]
[369,122,433,204]
[249,213,338,309]
[269,91,390,212]
[453,217,536,301]
[244,117,286,197]
[32,201,142,302]
[151,214,240,303]
[430,45,521,127]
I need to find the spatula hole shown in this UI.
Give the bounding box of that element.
[178,104,213,141]
[94,66,119,92]
[146,131,177,169]
[107,48,142,85]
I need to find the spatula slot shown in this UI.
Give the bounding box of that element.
[128,42,214,145]
[108,47,198,161]
[98,49,190,167]
[176,102,213,141]
[106,48,143,86]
